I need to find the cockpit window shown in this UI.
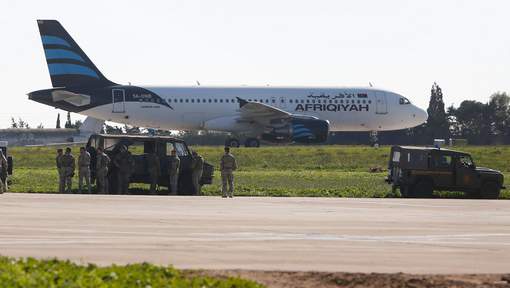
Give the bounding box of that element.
[399,97,411,105]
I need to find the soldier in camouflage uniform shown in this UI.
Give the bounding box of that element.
[113,145,135,194]
[0,150,7,193]
[95,147,110,194]
[220,146,237,198]
[191,151,204,195]
[56,148,65,193]
[168,149,180,195]
[78,147,92,194]
[61,147,76,193]
[146,150,160,194]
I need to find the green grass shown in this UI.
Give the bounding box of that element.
[0,257,263,287]
[6,145,510,198]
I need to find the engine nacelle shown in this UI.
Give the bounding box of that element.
[262,118,329,143]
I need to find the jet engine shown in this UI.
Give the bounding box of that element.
[262,118,329,143]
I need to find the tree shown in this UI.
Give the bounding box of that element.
[425,83,450,140]
[11,117,29,129]
[488,92,510,136]
[56,113,61,129]
[65,112,72,128]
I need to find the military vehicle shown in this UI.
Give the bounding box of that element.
[386,146,505,199]
[86,134,213,195]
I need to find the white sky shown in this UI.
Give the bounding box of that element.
[1,0,509,128]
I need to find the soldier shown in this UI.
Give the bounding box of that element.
[146,150,160,194]
[56,149,65,193]
[191,151,204,195]
[96,147,110,194]
[113,145,135,194]
[61,147,76,193]
[0,150,8,193]
[220,146,237,198]
[78,147,92,194]
[168,149,180,195]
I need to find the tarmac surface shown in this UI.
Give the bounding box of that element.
[0,193,509,274]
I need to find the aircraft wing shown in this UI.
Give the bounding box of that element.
[236,97,292,122]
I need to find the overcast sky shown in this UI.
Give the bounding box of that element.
[1,0,509,128]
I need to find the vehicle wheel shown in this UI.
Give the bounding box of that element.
[244,138,260,148]
[411,180,433,198]
[225,138,240,148]
[480,181,500,199]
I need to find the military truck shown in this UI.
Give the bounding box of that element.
[386,146,505,199]
[86,134,213,195]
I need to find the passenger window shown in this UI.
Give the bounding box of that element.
[433,155,452,169]
[220,99,223,103]
[185,99,189,103]
[214,99,217,103]
[191,99,195,103]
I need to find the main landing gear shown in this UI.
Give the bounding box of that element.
[225,137,260,148]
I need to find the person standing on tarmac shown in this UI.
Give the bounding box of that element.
[0,150,8,193]
[146,150,161,195]
[220,146,237,198]
[191,151,204,195]
[95,147,110,194]
[78,147,92,194]
[56,148,65,193]
[113,145,135,194]
[168,149,180,195]
[61,147,76,193]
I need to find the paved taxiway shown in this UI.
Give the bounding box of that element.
[0,193,509,273]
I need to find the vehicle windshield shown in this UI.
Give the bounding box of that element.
[399,97,411,105]
[459,155,475,167]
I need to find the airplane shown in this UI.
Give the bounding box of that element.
[0,117,104,147]
[29,20,428,148]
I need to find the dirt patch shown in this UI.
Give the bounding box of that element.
[184,270,510,288]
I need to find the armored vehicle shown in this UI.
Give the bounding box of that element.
[86,134,213,195]
[386,146,505,199]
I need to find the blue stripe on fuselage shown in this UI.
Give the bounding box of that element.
[48,63,99,78]
[44,49,84,62]
[42,35,71,47]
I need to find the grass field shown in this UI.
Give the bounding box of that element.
[0,257,263,287]
[6,145,510,198]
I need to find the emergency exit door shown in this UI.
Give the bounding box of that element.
[375,92,388,114]
[112,89,126,113]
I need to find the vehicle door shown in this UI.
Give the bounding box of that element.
[454,155,479,190]
[431,152,454,189]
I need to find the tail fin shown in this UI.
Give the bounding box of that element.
[37,20,114,88]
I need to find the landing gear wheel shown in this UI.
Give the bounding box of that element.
[480,181,500,199]
[411,180,433,198]
[225,138,240,148]
[244,138,260,148]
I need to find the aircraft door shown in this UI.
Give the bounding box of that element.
[112,89,126,113]
[375,92,388,114]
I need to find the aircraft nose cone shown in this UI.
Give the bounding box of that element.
[412,107,428,126]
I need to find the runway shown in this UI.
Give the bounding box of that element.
[0,193,509,273]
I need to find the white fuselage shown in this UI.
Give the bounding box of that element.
[82,86,427,133]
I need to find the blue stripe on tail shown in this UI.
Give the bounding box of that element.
[48,63,99,78]
[41,35,71,47]
[44,49,85,62]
